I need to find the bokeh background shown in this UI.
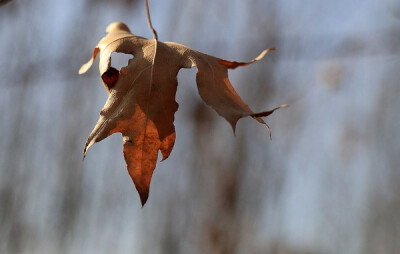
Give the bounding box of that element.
[1,0,400,253]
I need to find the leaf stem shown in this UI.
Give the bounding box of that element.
[145,0,158,40]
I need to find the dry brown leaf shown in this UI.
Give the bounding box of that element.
[79,22,286,206]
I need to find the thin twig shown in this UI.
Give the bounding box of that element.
[145,0,158,40]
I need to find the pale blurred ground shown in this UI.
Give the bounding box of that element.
[0,0,400,253]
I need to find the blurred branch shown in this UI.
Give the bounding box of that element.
[0,0,11,6]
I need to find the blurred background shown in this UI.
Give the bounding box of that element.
[1,0,400,253]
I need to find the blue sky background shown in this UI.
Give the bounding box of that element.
[1,0,399,253]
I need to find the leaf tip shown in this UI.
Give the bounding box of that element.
[250,104,288,118]
[83,138,96,161]
[82,147,88,161]
[229,120,238,135]
[250,104,288,139]
[266,123,272,140]
[139,191,149,207]
[255,47,276,61]
[79,48,99,75]
[78,65,87,75]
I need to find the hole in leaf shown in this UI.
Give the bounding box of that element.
[111,52,134,70]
